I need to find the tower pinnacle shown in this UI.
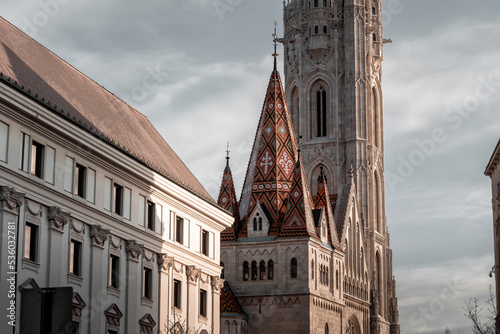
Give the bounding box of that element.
[272,20,279,72]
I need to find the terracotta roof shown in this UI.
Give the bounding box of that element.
[218,158,239,242]
[485,139,500,177]
[238,69,299,238]
[0,17,212,202]
[220,281,246,316]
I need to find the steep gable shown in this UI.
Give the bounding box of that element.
[314,167,340,248]
[217,157,240,241]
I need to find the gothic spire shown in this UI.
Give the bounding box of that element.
[217,148,240,242]
[314,167,340,247]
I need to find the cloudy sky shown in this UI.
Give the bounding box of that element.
[2,0,500,332]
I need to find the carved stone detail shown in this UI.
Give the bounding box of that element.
[186,266,201,284]
[126,240,144,261]
[157,253,174,272]
[48,206,71,232]
[0,186,25,210]
[24,199,42,216]
[210,276,224,293]
[89,225,110,248]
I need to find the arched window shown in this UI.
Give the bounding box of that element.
[260,261,266,280]
[372,6,376,15]
[314,26,319,34]
[251,261,258,280]
[258,217,262,231]
[373,33,377,42]
[323,0,327,6]
[316,86,327,137]
[309,1,311,9]
[336,270,339,289]
[311,260,315,280]
[323,26,327,34]
[326,267,329,286]
[374,170,381,233]
[221,262,225,279]
[291,258,298,278]
[268,260,274,280]
[243,261,249,281]
[319,264,323,284]
[314,0,318,7]
[325,323,329,334]
[253,218,257,231]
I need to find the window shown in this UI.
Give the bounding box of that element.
[199,289,207,317]
[323,26,327,34]
[113,183,123,215]
[316,86,327,137]
[24,223,38,262]
[258,217,262,231]
[202,230,209,256]
[336,270,339,289]
[372,6,376,15]
[143,267,152,299]
[108,331,118,334]
[31,141,44,178]
[220,262,224,279]
[314,0,318,7]
[109,255,120,289]
[325,323,329,334]
[0,121,8,162]
[268,260,274,280]
[311,260,315,280]
[70,240,82,276]
[291,258,298,278]
[19,133,30,172]
[323,0,326,6]
[326,267,329,286]
[176,217,184,244]
[174,280,181,308]
[243,261,249,281]
[373,33,377,42]
[251,261,257,281]
[260,261,266,280]
[320,265,323,284]
[314,26,319,34]
[75,164,86,198]
[146,201,155,230]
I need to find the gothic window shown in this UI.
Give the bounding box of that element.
[253,218,257,231]
[314,0,318,7]
[374,170,382,233]
[323,0,327,6]
[316,86,327,137]
[260,261,266,280]
[314,26,319,34]
[258,217,262,231]
[336,270,339,289]
[291,258,298,278]
[309,1,311,9]
[323,26,327,34]
[311,260,315,280]
[268,260,274,280]
[325,323,329,334]
[243,261,249,281]
[251,261,258,280]
[373,33,377,42]
[326,267,329,286]
[372,6,376,15]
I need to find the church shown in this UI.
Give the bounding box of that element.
[217,0,400,333]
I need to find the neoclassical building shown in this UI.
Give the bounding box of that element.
[0,17,232,334]
[218,0,400,333]
[485,139,500,333]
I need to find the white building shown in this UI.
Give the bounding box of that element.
[0,17,232,334]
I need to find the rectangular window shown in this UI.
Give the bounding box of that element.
[20,133,30,172]
[104,177,112,211]
[107,331,118,334]
[147,201,155,231]
[109,255,120,289]
[176,217,183,244]
[114,183,123,215]
[24,223,38,262]
[64,156,74,192]
[123,187,131,220]
[31,141,44,178]
[173,279,181,309]
[45,146,55,184]
[199,289,207,317]
[75,164,86,198]
[169,211,175,241]
[70,240,82,276]
[194,225,201,253]
[138,195,146,227]
[87,169,96,203]
[143,267,152,299]
[202,230,209,256]
[0,121,8,162]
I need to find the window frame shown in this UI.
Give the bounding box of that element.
[30,140,45,179]
[143,267,153,300]
[173,279,182,309]
[109,254,120,289]
[69,239,83,277]
[291,258,298,279]
[199,289,207,317]
[24,222,39,262]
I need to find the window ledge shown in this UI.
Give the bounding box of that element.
[22,259,40,273]
[107,286,121,298]
[141,297,153,308]
[68,273,83,286]
[198,316,208,324]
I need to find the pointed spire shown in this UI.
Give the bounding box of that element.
[217,148,240,242]
[314,167,340,247]
[272,21,279,72]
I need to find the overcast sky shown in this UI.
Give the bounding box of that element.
[2,0,500,332]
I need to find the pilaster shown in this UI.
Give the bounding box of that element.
[186,265,201,330]
[125,239,143,333]
[47,206,71,286]
[157,253,174,330]
[211,276,224,334]
[89,225,109,334]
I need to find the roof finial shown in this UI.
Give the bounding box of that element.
[272,20,279,72]
[226,142,230,167]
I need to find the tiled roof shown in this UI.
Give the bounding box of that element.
[220,281,246,316]
[0,17,213,202]
[218,159,239,242]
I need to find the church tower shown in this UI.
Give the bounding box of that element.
[282,0,399,332]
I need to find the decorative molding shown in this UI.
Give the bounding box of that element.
[157,254,174,272]
[143,249,155,263]
[173,261,184,273]
[71,220,86,235]
[105,303,123,328]
[18,278,39,292]
[72,293,86,322]
[0,186,25,210]
[186,266,201,284]
[126,240,143,262]
[109,234,123,250]
[89,225,110,248]
[48,206,71,232]
[24,199,42,217]
[139,313,156,334]
[210,276,224,293]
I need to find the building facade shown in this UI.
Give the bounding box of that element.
[0,17,232,334]
[485,139,500,333]
[219,0,399,333]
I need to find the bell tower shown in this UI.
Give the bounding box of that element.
[282,0,399,332]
